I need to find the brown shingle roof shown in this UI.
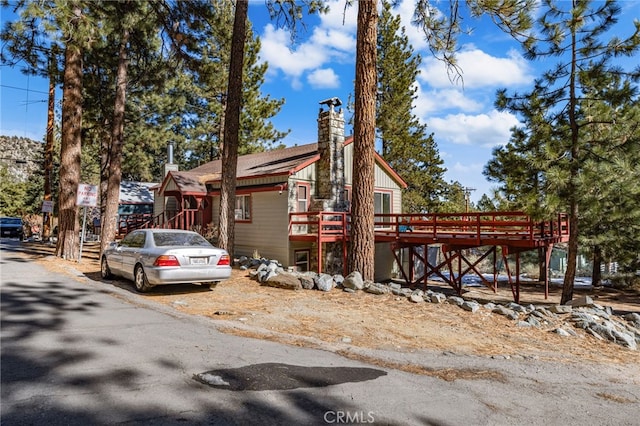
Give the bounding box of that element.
[163,136,407,194]
[165,171,207,194]
[189,143,319,181]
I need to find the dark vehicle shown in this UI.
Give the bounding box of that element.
[101,229,231,292]
[0,217,23,238]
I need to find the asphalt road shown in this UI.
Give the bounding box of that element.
[1,239,639,425]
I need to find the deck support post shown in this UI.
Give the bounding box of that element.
[343,240,348,276]
[515,251,521,303]
[544,244,554,300]
[493,247,498,291]
[423,244,428,289]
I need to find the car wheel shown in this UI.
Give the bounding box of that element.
[134,265,152,293]
[101,256,113,279]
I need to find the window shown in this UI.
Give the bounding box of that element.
[153,231,211,247]
[184,195,198,209]
[293,184,310,234]
[118,203,153,215]
[297,185,308,212]
[120,231,146,248]
[295,250,310,272]
[343,188,350,210]
[235,195,251,221]
[374,192,391,228]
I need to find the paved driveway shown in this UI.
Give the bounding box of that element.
[1,240,639,425]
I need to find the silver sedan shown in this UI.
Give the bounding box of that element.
[101,229,231,292]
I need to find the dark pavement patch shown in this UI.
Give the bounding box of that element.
[194,362,386,391]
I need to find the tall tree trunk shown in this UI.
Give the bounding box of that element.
[99,125,110,240]
[348,0,377,280]
[43,55,56,241]
[55,15,83,260]
[561,11,579,305]
[101,27,130,254]
[591,245,603,287]
[218,0,248,256]
[562,203,579,303]
[538,247,547,283]
[217,95,226,161]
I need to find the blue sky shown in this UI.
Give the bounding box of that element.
[2,0,639,202]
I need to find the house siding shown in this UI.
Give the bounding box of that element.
[375,242,395,282]
[290,144,404,276]
[344,143,403,213]
[211,190,290,262]
[153,193,163,218]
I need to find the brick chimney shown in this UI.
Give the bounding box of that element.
[316,97,345,211]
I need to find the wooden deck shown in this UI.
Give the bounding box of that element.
[289,211,569,247]
[289,211,570,302]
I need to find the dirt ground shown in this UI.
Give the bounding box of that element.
[25,249,640,367]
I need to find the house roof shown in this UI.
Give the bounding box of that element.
[159,171,207,195]
[189,143,319,179]
[161,137,407,195]
[120,181,155,204]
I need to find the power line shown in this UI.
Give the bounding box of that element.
[0,84,49,94]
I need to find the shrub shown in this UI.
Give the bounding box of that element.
[607,273,640,290]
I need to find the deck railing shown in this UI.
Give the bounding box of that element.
[289,211,569,244]
[117,209,201,236]
[289,212,349,241]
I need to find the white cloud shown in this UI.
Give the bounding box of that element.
[258,8,356,89]
[429,110,520,147]
[308,26,355,55]
[393,0,431,51]
[319,0,358,32]
[307,68,340,89]
[391,0,533,91]
[452,161,485,173]
[413,83,484,116]
[260,25,330,77]
[420,46,532,89]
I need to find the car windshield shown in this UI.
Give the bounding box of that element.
[153,232,212,247]
[0,218,21,225]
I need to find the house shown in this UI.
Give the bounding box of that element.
[153,99,407,281]
[117,181,155,234]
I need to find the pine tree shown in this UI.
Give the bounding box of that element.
[349,0,378,281]
[490,0,640,303]
[376,1,446,214]
[218,0,249,257]
[56,1,86,260]
[484,97,555,218]
[182,3,288,168]
[579,74,640,280]
[347,0,534,278]
[439,181,469,213]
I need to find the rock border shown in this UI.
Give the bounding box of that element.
[236,256,640,351]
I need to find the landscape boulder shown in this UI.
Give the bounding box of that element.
[263,272,302,290]
[365,282,390,295]
[298,274,315,290]
[343,271,364,290]
[314,274,334,292]
[409,289,425,303]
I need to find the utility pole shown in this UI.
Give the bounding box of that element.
[463,187,476,213]
[42,51,56,241]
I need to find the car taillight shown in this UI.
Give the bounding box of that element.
[154,255,180,267]
[216,254,230,266]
